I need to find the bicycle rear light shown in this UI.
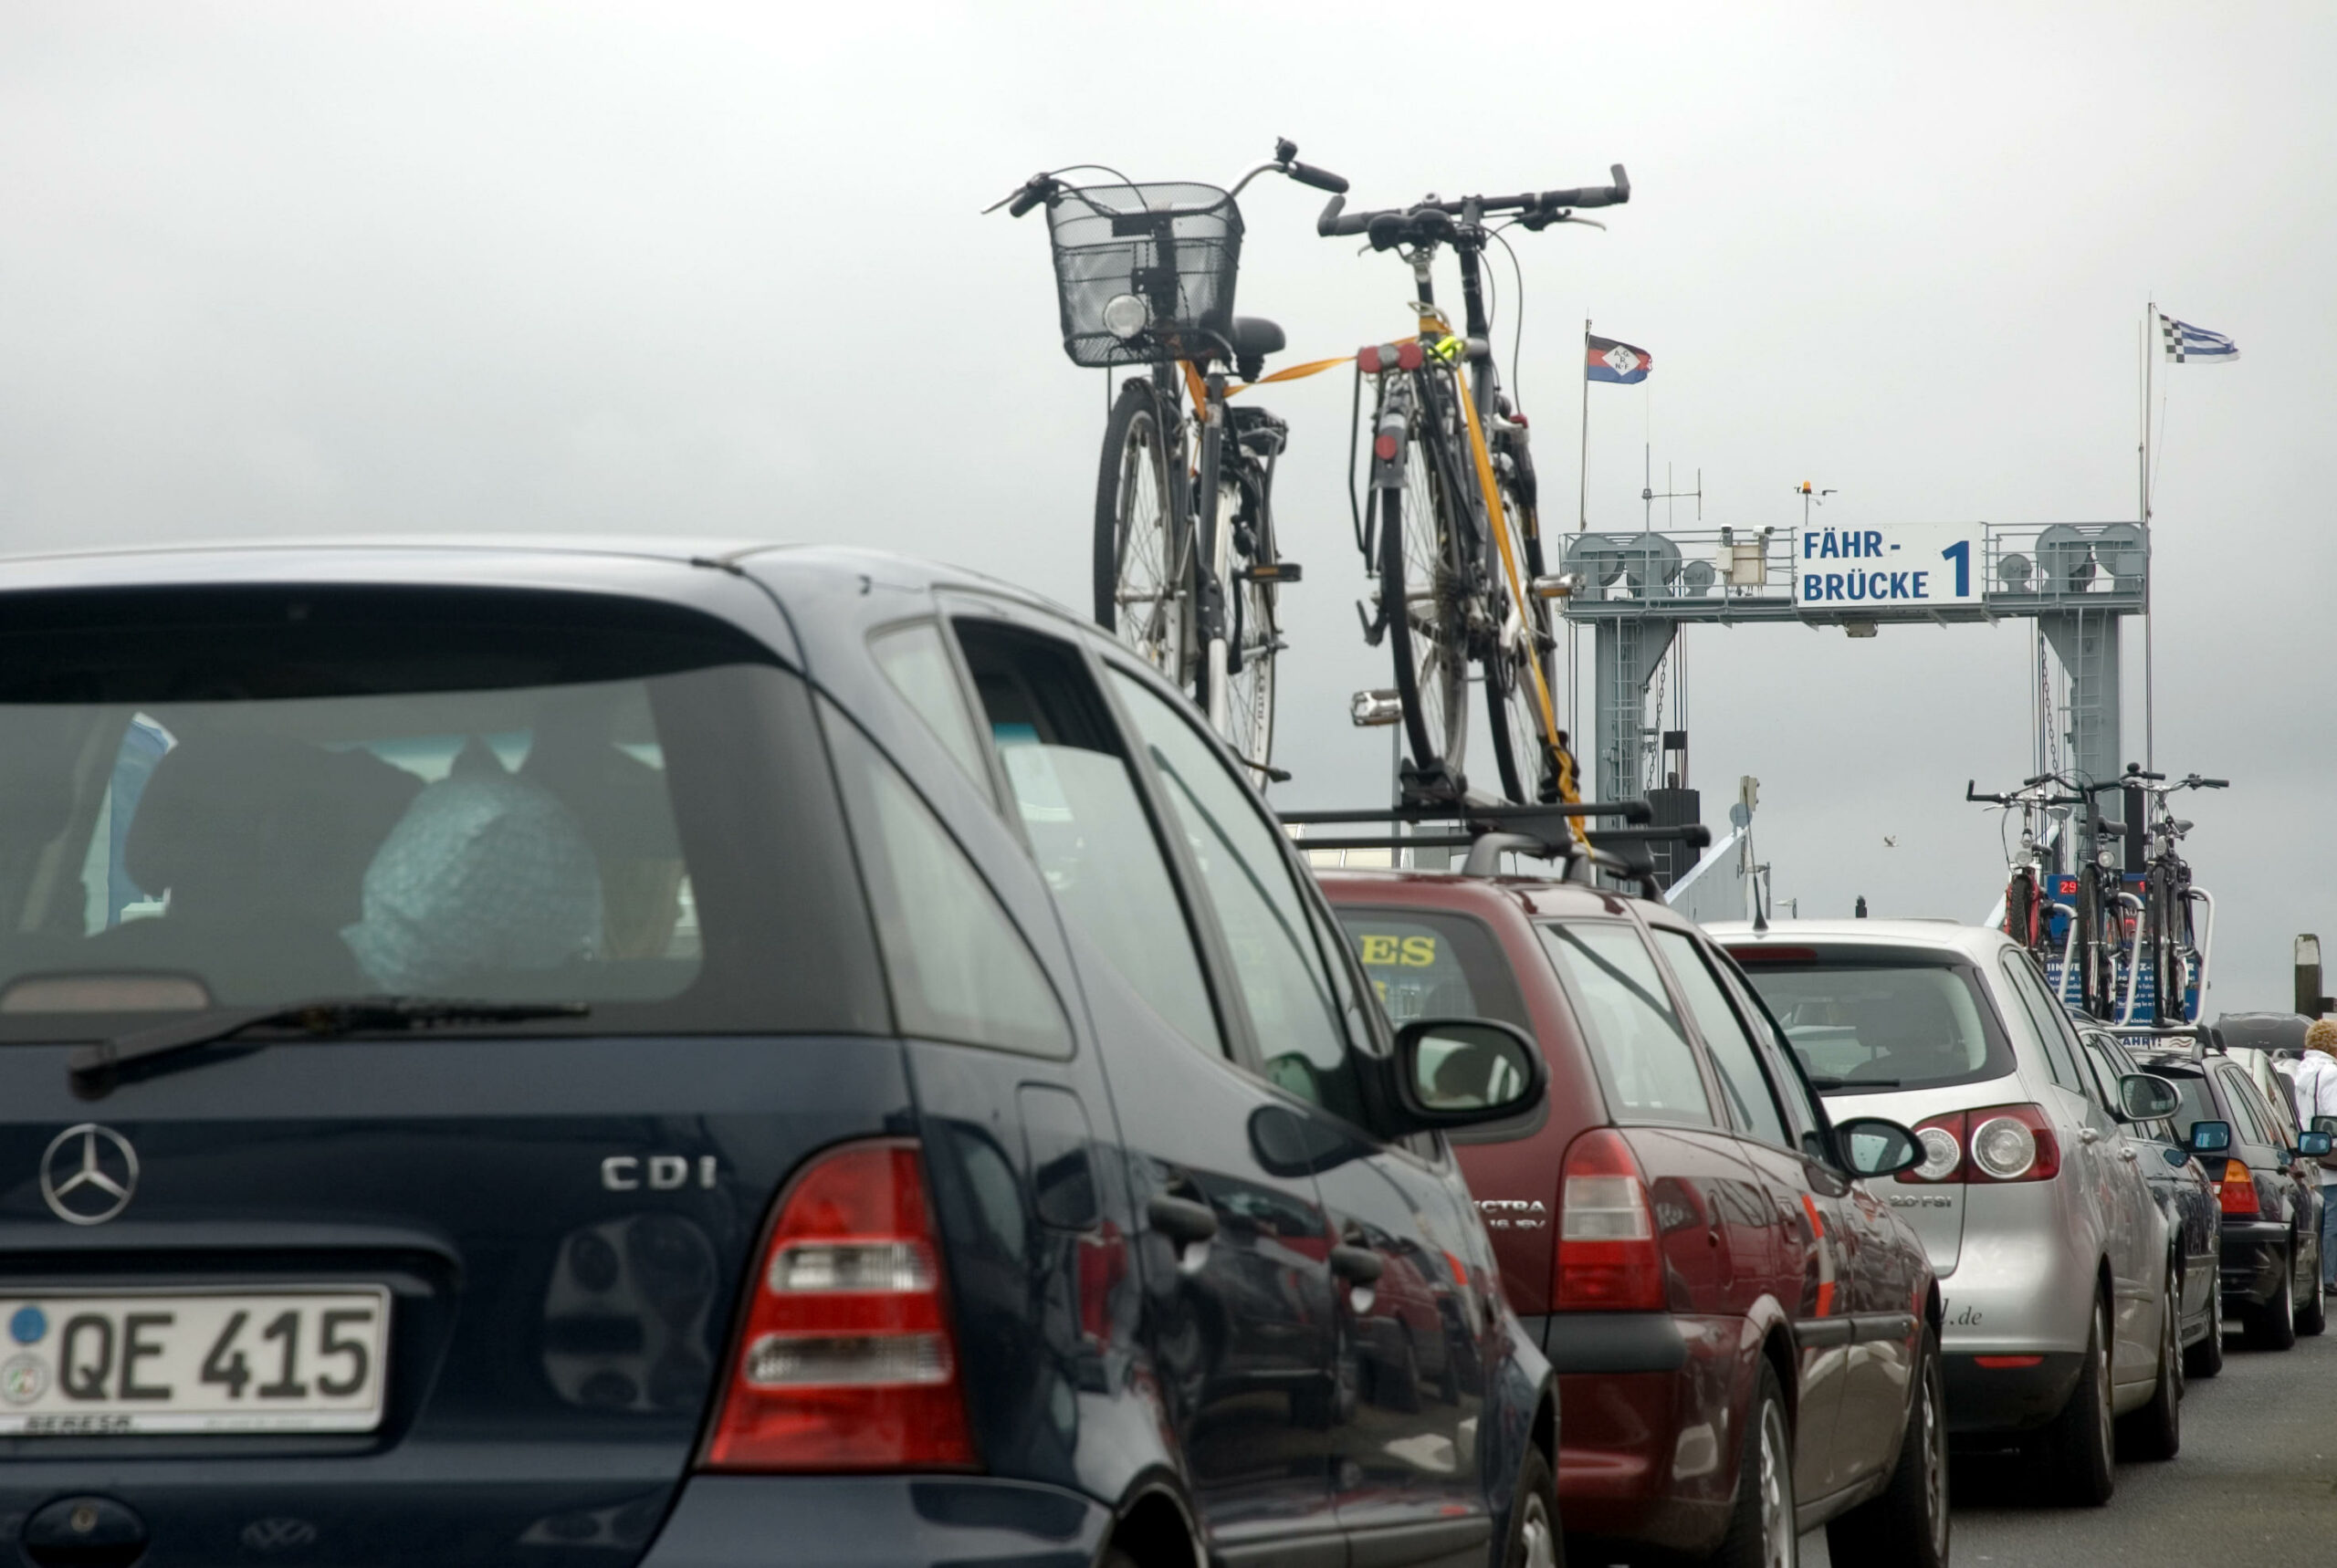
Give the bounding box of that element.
[1357,341,1425,375]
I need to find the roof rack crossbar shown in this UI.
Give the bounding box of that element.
[1280,800,1655,826]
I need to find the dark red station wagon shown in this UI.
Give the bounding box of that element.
[1315,855,1945,1568]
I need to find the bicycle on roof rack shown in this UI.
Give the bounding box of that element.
[1278,799,1708,898]
[1315,163,1629,808]
[994,140,1348,782]
[1970,766,2225,1024]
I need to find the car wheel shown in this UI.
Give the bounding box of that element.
[2185,1274,2224,1379]
[1713,1361,1797,1568]
[2298,1236,2327,1337]
[1503,1446,1563,1568]
[2117,1263,2182,1460]
[2037,1289,2114,1506]
[2245,1248,2298,1351]
[1824,1323,1948,1568]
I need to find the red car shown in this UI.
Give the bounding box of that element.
[1319,858,1944,1567]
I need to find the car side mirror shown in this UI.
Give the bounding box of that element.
[2300,1130,2334,1158]
[2118,1073,2183,1121]
[1832,1116,1923,1178]
[2187,1119,2232,1154]
[1390,1018,1547,1133]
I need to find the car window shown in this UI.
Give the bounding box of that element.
[1108,671,1366,1126]
[0,593,892,1037]
[2217,1068,2270,1145]
[1996,952,2087,1094]
[1732,951,2010,1095]
[1338,908,1530,1030]
[869,621,991,793]
[954,623,1226,1060]
[2226,1070,2284,1149]
[1653,929,1791,1147]
[2075,1036,2125,1108]
[1536,921,1713,1125]
[824,714,1072,1058]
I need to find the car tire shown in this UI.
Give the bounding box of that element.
[2038,1289,2114,1506]
[2116,1264,2182,1460]
[1825,1323,1948,1568]
[1503,1446,1564,1568]
[1713,1361,1797,1568]
[2298,1237,2327,1337]
[2185,1276,2224,1379]
[2245,1249,2298,1351]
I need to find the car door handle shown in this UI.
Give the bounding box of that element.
[2079,1127,2101,1145]
[2119,1146,2139,1162]
[1330,1245,1386,1284]
[1147,1194,1219,1247]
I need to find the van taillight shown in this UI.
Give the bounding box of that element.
[1901,1112,1966,1183]
[2216,1160,2261,1218]
[1554,1129,1664,1312]
[701,1140,977,1472]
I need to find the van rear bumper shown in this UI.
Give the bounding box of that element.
[1942,1352,2083,1436]
[639,1475,1107,1567]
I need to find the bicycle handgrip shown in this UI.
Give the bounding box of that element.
[1538,164,1631,210]
[1316,193,1369,236]
[1006,177,1052,218]
[1286,160,1349,194]
[2197,778,2229,789]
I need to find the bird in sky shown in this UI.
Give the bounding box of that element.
[1882,835,1898,848]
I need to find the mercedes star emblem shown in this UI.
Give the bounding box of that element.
[40,1124,139,1226]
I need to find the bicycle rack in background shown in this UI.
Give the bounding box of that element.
[1280,799,1712,902]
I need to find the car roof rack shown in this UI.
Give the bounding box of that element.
[1278,799,1712,903]
[2118,1022,2222,1063]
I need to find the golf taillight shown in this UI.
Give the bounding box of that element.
[1901,1113,1966,1183]
[1554,1129,1664,1312]
[701,1140,976,1472]
[2216,1160,2261,1218]
[1894,1104,2058,1184]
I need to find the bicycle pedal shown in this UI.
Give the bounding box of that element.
[1241,559,1303,584]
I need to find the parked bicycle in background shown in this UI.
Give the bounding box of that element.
[1314,165,1628,806]
[995,141,1347,780]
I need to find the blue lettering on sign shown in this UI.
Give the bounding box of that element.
[1941,538,1971,597]
[1799,537,1972,601]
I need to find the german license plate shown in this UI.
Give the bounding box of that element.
[0,1289,390,1435]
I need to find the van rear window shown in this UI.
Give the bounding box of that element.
[0,587,887,1039]
[1335,909,1528,1030]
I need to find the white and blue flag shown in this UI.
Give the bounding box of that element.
[2159,313,2238,364]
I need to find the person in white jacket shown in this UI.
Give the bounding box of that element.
[2290,1019,2337,1294]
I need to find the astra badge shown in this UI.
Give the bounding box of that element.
[40,1124,139,1226]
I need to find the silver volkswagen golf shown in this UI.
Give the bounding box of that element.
[1709,919,2183,1506]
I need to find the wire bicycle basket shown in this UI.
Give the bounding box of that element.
[1044,182,1242,368]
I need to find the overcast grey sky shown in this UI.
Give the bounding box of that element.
[4,2,2331,1009]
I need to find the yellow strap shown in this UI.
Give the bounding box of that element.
[1455,367,1584,839]
[1177,359,1208,413]
[1223,354,1357,398]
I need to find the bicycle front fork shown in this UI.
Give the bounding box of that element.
[1193,368,1231,724]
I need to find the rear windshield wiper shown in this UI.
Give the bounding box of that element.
[68,998,590,1100]
[1804,1074,1902,1089]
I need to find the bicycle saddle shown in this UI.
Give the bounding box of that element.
[1229,316,1284,381]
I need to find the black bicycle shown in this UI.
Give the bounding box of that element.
[996,141,1347,779]
[1313,166,1628,805]
[2127,766,2226,1025]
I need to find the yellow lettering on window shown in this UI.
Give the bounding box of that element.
[1399,936,1437,967]
[1359,934,1400,967]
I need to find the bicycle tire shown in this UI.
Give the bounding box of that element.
[2076,863,2107,1018]
[1483,478,1558,804]
[1220,466,1278,774]
[1093,378,1192,685]
[1378,383,1472,796]
[2005,868,2039,949]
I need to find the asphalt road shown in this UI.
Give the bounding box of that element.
[1803,1317,2337,1563]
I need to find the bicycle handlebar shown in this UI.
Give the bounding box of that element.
[1315,163,1630,239]
[994,141,1349,219]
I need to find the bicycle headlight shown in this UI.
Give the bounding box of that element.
[2097,847,2117,869]
[1101,293,1151,340]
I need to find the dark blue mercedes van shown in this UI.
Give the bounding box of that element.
[0,539,1556,1568]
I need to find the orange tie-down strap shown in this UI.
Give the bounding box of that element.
[1222,355,1357,397]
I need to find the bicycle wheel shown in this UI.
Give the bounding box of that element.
[1220,468,1277,772]
[2076,864,2108,1018]
[1093,378,1191,683]
[1483,481,1559,804]
[1378,402,1472,796]
[2004,868,2039,948]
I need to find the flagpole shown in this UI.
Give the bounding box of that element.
[1570,319,1591,738]
[2142,301,2154,773]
